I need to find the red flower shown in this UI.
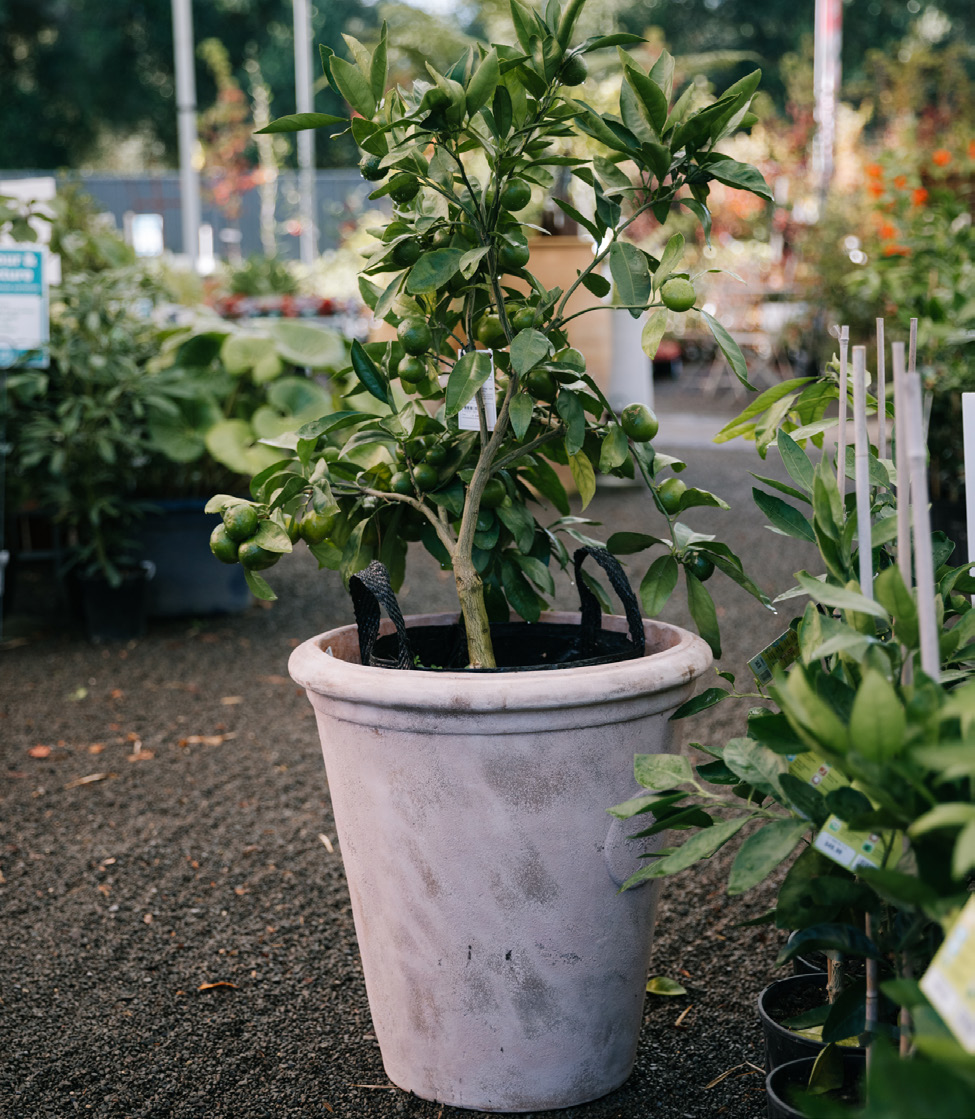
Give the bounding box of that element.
[883,244,911,257]
[911,187,929,206]
[893,174,907,189]
[865,163,884,179]
[932,149,952,167]
[867,182,885,198]
[876,220,898,240]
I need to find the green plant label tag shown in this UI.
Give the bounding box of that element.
[920,895,975,1055]
[787,753,849,799]
[457,353,497,432]
[813,814,899,872]
[748,628,800,685]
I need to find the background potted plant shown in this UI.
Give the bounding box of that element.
[204,0,773,1110]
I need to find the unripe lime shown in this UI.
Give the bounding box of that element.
[561,54,589,86]
[221,503,259,543]
[498,240,530,271]
[390,470,414,495]
[480,478,506,509]
[621,403,659,442]
[298,508,336,545]
[389,173,420,205]
[476,314,506,348]
[397,318,433,355]
[425,444,448,466]
[398,355,427,384]
[359,154,387,181]
[657,477,687,514]
[391,238,421,267]
[525,368,557,402]
[500,179,532,212]
[510,305,536,332]
[660,277,696,312]
[238,539,280,570]
[686,553,715,581]
[412,462,439,491]
[210,523,239,564]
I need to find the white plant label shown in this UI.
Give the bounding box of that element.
[457,354,497,432]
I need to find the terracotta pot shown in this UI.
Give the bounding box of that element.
[290,610,712,1112]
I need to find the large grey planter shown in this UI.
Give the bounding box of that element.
[290,611,712,1113]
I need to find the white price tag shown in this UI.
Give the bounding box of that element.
[457,353,497,432]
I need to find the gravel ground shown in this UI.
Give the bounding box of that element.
[1,378,816,1119]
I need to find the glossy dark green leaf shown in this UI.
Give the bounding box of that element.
[669,687,730,720]
[753,487,816,543]
[609,240,652,311]
[607,531,668,554]
[776,923,881,966]
[686,569,721,656]
[445,350,492,417]
[640,553,679,617]
[406,248,466,294]
[349,340,389,404]
[255,112,347,134]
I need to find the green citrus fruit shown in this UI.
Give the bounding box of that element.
[398,355,427,384]
[620,403,659,442]
[480,478,506,509]
[390,470,414,495]
[389,173,420,205]
[425,444,448,466]
[476,314,506,348]
[210,523,239,564]
[510,306,536,332]
[397,318,433,356]
[500,179,532,212]
[561,54,589,86]
[221,503,259,543]
[525,368,557,402]
[657,476,687,514]
[359,154,387,181]
[685,553,715,581]
[238,539,280,570]
[391,239,422,268]
[298,508,336,545]
[660,277,696,312]
[412,462,439,491]
[498,240,530,272]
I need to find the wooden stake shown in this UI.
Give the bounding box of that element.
[903,369,940,681]
[853,346,873,598]
[876,318,887,461]
[837,325,850,495]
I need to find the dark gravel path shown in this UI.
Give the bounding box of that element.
[1,384,816,1119]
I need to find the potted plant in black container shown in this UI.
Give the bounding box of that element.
[207,2,771,1109]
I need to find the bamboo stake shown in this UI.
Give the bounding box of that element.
[837,325,850,495]
[865,912,879,1074]
[893,343,913,685]
[876,318,887,461]
[903,368,940,681]
[853,346,873,598]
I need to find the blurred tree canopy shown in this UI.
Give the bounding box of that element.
[1,0,971,170]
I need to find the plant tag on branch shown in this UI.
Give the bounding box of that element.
[748,628,800,685]
[457,354,497,432]
[920,895,975,1054]
[813,815,900,872]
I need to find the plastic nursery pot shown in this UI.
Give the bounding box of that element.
[758,972,867,1073]
[765,1052,866,1119]
[74,561,156,644]
[786,930,828,977]
[290,610,712,1113]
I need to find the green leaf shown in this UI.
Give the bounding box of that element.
[723,737,787,799]
[776,923,881,966]
[445,350,492,417]
[466,47,500,117]
[268,320,347,369]
[609,240,652,311]
[579,268,612,298]
[599,423,629,471]
[701,311,752,388]
[568,450,596,510]
[874,565,919,649]
[244,568,277,601]
[669,687,730,720]
[641,309,668,359]
[508,392,534,441]
[752,487,815,543]
[405,248,466,294]
[329,56,377,118]
[701,154,773,200]
[848,669,905,762]
[370,24,388,101]
[556,390,586,456]
[502,558,541,623]
[623,815,752,886]
[640,553,679,617]
[821,981,867,1045]
[634,752,694,789]
[795,572,889,620]
[646,977,687,996]
[686,570,720,657]
[349,339,389,404]
[254,112,346,134]
[607,531,668,554]
[620,53,669,135]
[777,429,815,493]
[510,328,553,375]
[654,232,685,290]
[496,501,536,553]
[728,819,810,895]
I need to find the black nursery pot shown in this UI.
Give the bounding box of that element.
[765,1052,866,1119]
[758,972,866,1072]
[74,561,155,643]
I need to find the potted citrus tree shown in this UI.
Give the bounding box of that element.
[207,1,772,1109]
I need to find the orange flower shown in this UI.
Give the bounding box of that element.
[893,174,907,189]
[865,163,884,179]
[968,139,975,159]
[911,187,929,205]
[876,220,898,240]
[883,244,911,257]
[867,181,885,198]
[932,148,952,167]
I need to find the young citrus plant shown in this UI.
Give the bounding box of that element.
[208,0,772,667]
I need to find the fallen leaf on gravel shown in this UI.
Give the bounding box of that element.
[198,981,237,991]
[704,1062,763,1089]
[178,733,237,747]
[143,913,153,924]
[68,686,88,701]
[64,772,113,789]
[318,834,334,853]
[646,976,687,996]
[111,689,124,700]
[127,744,154,762]
[220,695,243,705]
[259,675,289,685]
[28,745,53,758]
[88,743,106,754]
[673,1004,693,1028]
[323,1105,334,1114]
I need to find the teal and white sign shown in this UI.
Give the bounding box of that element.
[0,245,49,368]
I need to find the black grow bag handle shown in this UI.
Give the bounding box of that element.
[572,545,645,659]
[349,560,415,669]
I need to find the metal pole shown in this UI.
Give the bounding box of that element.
[812,0,842,213]
[294,0,318,264]
[172,0,202,269]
